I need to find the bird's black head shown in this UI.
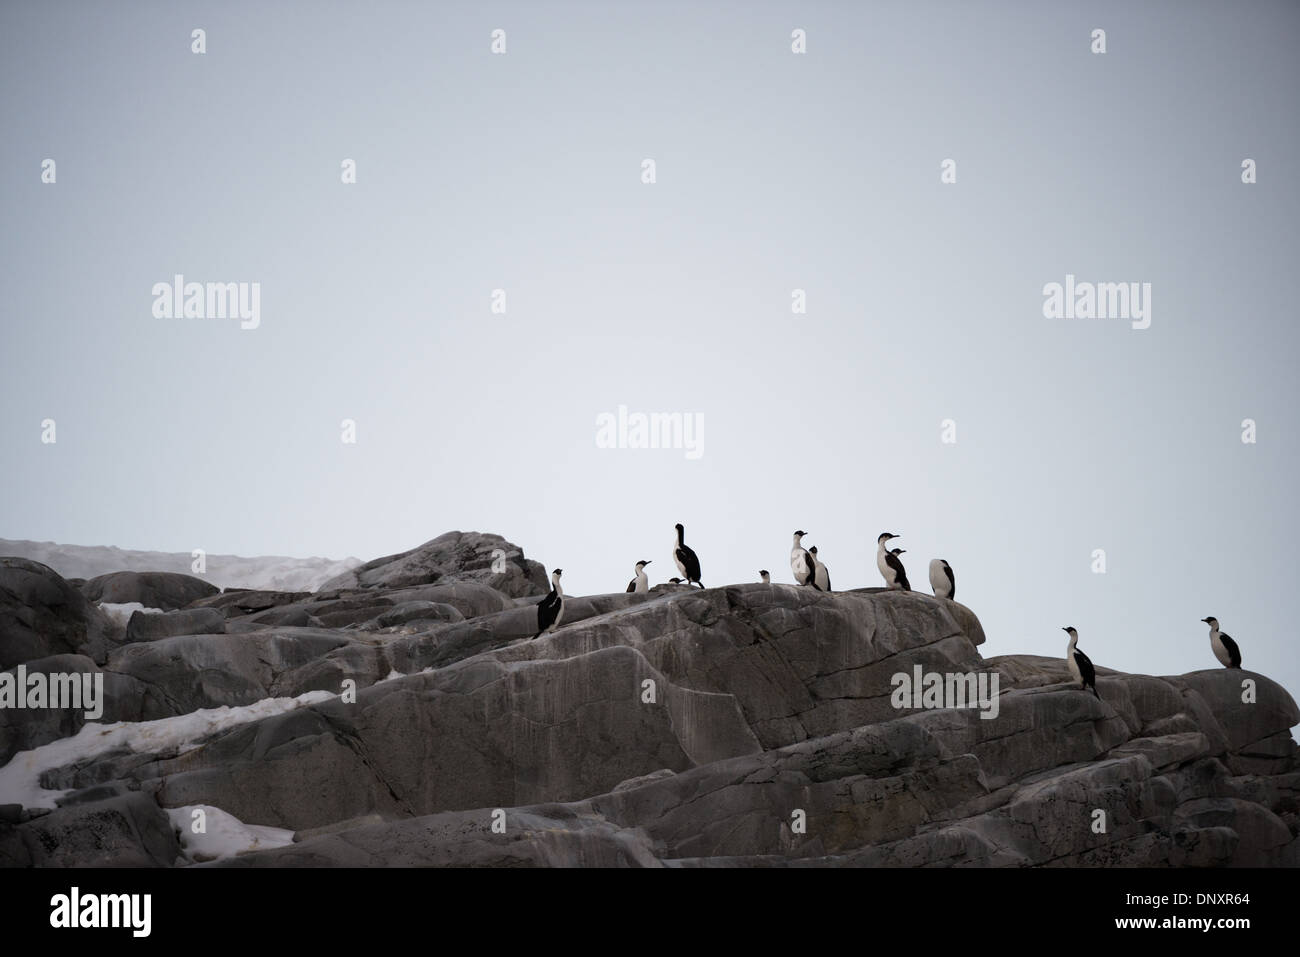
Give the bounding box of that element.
[675,523,684,532]
[1062,626,1077,638]
[809,546,818,555]
[891,547,906,555]
[794,529,806,537]
[759,569,769,576]
[878,532,898,543]
[1202,616,1218,626]
[552,568,563,576]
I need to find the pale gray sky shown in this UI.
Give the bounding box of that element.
[2,1,1298,709]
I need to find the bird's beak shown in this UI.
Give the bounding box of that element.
[1061,627,1069,633]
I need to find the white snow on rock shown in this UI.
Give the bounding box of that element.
[98,601,165,626]
[0,690,335,809]
[166,805,295,862]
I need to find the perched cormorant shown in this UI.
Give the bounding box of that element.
[810,546,831,592]
[626,560,651,593]
[790,531,818,588]
[672,523,704,588]
[929,558,955,600]
[532,569,565,640]
[1063,626,1099,698]
[1201,617,1242,669]
[877,533,910,590]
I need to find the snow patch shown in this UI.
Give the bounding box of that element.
[166,805,295,862]
[99,602,165,626]
[0,690,335,809]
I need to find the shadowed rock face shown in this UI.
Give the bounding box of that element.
[81,570,218,611]
[0,558,116,669]
[1,546,1296,868]
[316,531,549,598]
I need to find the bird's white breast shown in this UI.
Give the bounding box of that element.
[1067,648,1082,682]
[790,549,807,574]
[1210,632,1231,666]
[928,560,949,597]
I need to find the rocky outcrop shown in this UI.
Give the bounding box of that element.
[1,545,1296,868]
[82,571,218,611]
[316,531,548,598]
[124,607,226,644]
[0,558,116,668]
[0,789,180,867]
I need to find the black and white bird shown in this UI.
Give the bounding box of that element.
[672,523,704,588]
[929,559,955,600]
[668,577,685,585]
[1201,617,1242,669]
[1062,626,1099,698]
[790,531,818,588]
[626,560,651,593]
[759,570,771,584]
[810,546,831,592]
[532,569,565,640]
[877,533,910,590]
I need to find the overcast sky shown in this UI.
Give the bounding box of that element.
[2,1,1298,709]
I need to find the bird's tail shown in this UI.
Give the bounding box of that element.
[811,582,822,591]
[1091,685,1100,699]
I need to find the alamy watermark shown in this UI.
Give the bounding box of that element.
[152,274,260,329]
[1042,274,1151,330]
[50,887,150,937]
[0,666,103,719]
[595,405,704,460]
[891,665,1000,719]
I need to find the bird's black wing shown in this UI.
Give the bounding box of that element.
[944,564,955,599]
[679,545,701,582]
[626,580,636,593]
[538,590,559,624]
[532,589,560,638]
[886,552,911,591]
[1075,649,1096,687]
[1221,632,1242,668]
[825,572,832,592]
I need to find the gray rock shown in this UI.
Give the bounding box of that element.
[372,601,464,628]
[82,570,218,611]
[105,629,358,719]
[317,531,548,598]
[0,557,116,667]
[125,607,226,643]
[7,559,1296,869]
[185,589,311,618]
[12,791,181,866]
